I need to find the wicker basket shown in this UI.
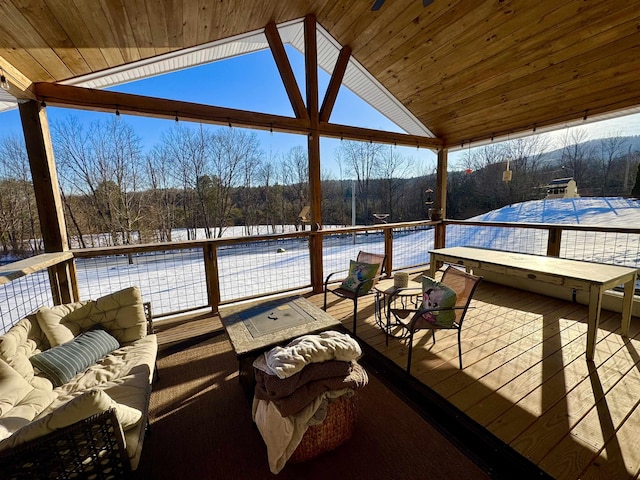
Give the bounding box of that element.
[289,393,358,464]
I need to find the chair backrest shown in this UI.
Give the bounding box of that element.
[356,251,386,279]
[355,251,386,292]
[440,266,482,326]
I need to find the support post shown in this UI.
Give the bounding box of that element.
[305,15,324,294]
[19,100,77,303]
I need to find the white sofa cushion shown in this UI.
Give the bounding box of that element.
[36,287,147,346]
[0,389,142,452]
[0,359,33,416]
[0,316,50,382]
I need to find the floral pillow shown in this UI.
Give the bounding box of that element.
[340,260,380,295]
[420,276,457,327]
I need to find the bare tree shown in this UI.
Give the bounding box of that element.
[335,140,384,224]
[54,116,145,247]
[597,134,627,195]
[281,146,308,230]
[0,134,41,254]
[557,128,593,186]
[376,146,415,220]
[209,128,261,238]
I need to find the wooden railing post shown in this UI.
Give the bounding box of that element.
[434,222,447,249]
[384,227,393,276]
[547,227,562,257]
[203,243,221,313]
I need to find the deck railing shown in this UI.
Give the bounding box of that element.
[1,220,638,332]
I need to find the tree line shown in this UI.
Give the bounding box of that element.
[0,114,638,258]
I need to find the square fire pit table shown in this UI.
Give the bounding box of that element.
[220,296,341,396]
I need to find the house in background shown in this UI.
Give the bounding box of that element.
[546,177,579,199]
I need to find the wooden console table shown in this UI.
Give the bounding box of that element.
[429,246,638,360]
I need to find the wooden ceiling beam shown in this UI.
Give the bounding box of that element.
[33,82,440,148]
[35,82,310,134]
[320,122,442,150]
[319,45,351,123]
[0,58,36,100]
[264,22,308,120]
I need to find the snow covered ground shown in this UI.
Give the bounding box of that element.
[2,197,639,330]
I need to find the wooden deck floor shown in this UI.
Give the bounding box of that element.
[308,280,640,480]
[155,280,640,480]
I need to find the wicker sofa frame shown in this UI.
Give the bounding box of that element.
[0,408,131,480]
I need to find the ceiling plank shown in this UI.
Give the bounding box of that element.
[392,0,629,109]
[416,25,640,122]
[264,22,308,120]
[0,1,74,79]
[11,0,90,76]
[425,39,640,131]
[43,0,109,73]
[98,0,142,64]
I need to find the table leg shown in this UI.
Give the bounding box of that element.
[586,286,604,361]
[429,256,439,278]
[621,273,637,336]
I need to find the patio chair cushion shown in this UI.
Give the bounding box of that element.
[420,276,457,327]
[339,260,379,295]
[29,329,120,387]
[36,287,147,347]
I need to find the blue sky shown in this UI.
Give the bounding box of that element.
[1,45,639,176]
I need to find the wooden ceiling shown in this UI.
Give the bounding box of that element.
[1,0,639,149]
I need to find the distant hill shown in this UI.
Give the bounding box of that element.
[539,135,640,165]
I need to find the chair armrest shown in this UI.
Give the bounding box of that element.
[0,408,131,479]
[324,268,350,286]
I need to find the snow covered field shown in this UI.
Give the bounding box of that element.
[2,197,639,331]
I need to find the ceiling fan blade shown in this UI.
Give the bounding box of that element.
[371,0,385,11]
[423,0,434,6]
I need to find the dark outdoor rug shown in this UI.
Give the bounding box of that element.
[135,334,490,479]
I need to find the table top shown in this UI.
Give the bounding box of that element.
[220,296,341,357]
[430,246,638,285]
[375,278,422,296]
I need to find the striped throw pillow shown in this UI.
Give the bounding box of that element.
[29,329,120,387]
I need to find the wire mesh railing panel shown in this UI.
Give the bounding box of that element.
[444,224,549,256]
[560,231,640,269]
[322,230,386,280]
[391,225,434,271]
[0,271,53,334]
[75,249,208,316]
[217,237,311,301]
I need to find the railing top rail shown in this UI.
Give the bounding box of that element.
[444,219,640,235]
[0,251,73,285]
[71,230,313,258]
[318,220,437,235]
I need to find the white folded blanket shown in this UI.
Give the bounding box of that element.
[254,330,362,379]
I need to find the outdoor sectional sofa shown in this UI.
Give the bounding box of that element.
[0,286,157,478]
